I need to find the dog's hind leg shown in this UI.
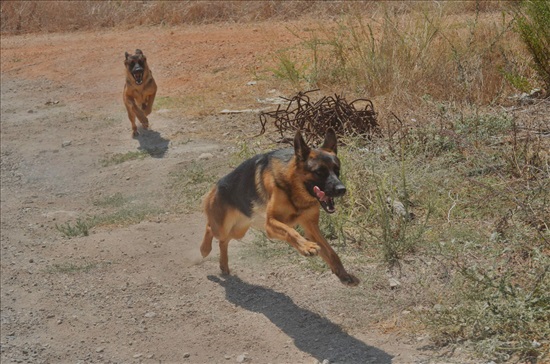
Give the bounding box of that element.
[219,239,230,275]
[200,224,214,258]
[218,218,251,275]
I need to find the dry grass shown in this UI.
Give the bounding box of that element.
[271,1,536,108]
[1,1,361,34]
[0,1,512,35]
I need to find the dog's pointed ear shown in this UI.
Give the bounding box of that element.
[321,128,338,154]
[135,49,143,55]
[294,131,310,162]
[125,52,130,60]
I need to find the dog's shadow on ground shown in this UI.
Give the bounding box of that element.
[208,275,393,364]
[136,128,169,158]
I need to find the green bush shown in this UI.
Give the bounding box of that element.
[55,218,90,238]
[515,0,550,91]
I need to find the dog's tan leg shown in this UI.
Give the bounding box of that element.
[200,224,214,258]
[265,216,320,256]
[125,107,138,137]
[302,221,360,286]
[143,90,156,116]
[124,96,145,137]
[126,96,149,130]
[134,105,149,130]
[264,190,320,256]
[219,239,230,275]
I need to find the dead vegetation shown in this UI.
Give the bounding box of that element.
[0,1,360,34]
[0,1,512,35]
[259,89,380,145]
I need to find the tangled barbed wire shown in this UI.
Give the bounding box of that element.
[259,89,381,145]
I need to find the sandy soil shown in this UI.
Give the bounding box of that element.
[1,22,469,364]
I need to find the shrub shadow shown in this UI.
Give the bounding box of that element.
[136,128,169,158]
[208,275,393,364]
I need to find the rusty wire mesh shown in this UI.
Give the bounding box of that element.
[259,89,381,145]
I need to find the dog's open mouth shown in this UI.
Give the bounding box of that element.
[313,186,336,214]
[133,71,144,85]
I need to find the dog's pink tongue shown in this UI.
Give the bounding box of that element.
[313,186,327,202]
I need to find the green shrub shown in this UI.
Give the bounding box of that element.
[55,218,90,238]
[515,0,550,91]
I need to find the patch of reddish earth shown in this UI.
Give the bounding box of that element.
[1,23,474,363]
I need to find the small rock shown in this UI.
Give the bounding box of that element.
[96,347,104,353]
[198,153,214,160]
[29,259,34,263]
[322,360,330,364]
[28,109,34,113]
[62,141,72,147]
[144,312,156,318]
[246,81,257,86]
[386,197,414,220]
[133,353,142,358]
[183,352,191,358]
[389,278,401,289]
[509,88,543,105]
[236,354,247,363]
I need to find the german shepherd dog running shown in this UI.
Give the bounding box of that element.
[123,49,157,138]
[201,129,359,286]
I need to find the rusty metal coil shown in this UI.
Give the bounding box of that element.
[259,90,380,145]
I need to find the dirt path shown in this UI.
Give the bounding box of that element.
[1,23,459,364]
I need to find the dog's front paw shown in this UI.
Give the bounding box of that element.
[132,129,139,138]
[299,241,320,256]
[339,273,360,287]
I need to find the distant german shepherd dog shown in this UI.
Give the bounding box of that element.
[201,129,359,286]
[123,49,157,138]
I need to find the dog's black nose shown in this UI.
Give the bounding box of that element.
[335,185,346,197]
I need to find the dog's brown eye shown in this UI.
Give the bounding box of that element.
[314,169,326,177]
